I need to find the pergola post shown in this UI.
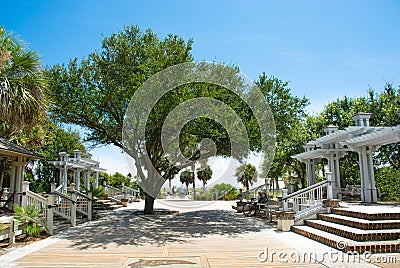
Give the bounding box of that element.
[59,152,69,194]
[84,170,91,191]
[305,159,317,187]
[94,171,99,189]
[358,146,377,203]
[327,152,340,198]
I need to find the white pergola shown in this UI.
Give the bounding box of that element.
[49,150,106,193]
[292,113,400,203]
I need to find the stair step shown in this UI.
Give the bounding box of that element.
[292,225,400,253]
[318,213,400,230]
[109,204,123,209]
[305,219,400,241]
[102,202,117,206]
[95,199,111,204]
[333,207,400,220]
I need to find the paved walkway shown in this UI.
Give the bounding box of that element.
[0,201,397,267]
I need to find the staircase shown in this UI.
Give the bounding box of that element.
[292,206,400,253]
[93,198,123,211]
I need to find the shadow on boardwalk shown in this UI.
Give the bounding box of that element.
[59,209,272,250]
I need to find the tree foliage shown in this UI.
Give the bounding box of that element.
[197,165,212,191]
[257,74,309,188]
[179,169,194,194]
[0,26,47,140]
[235,163,258,191]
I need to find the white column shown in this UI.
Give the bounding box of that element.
[73,169,78,190]
[366,147,377,202]
[9,164,16,196]
[327,152,338,198]
[305,159,312,187]
[334,153,341,197]
[94,171,99,189]
[62,165,68,194]
[84,170,91,190]
[358,146,376,203]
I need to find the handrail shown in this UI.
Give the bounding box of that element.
[122,185,139,193]
[55,184,63,192]
[74,190,93,201]
[52,190,75,204]
[281,180,327,201]
[105,185,124,194]
[26,190,47,203]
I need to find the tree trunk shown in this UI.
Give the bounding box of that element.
[144,194,155,214]
[193,182,196,200]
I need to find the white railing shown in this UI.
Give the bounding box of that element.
[75,190,92,221]
[122,185,140,201]
[55,183,63,193]
[104,184,124,202]
[53,191,73,222]
[281,173,332,221]
[21,182,54,234]
[20,182,93,235]
[24,189,49,222]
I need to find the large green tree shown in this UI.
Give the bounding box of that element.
[48,26,273,214]
[47,26,194,213]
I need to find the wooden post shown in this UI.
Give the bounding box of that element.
[9,218,18,245]
[88,192,92,221]
[70,191,77,227]
[47,193,55,235]
[326,172,333,200]
[21,181,30,207]
[282,188,288,212]
[50,182,56,192]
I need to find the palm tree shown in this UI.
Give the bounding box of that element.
[0,27,47,189]
[180,169,194,195]
[197,165,212,192]
[235,163,258,191]
[0,26,47,140]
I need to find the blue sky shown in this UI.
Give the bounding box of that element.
[3,0,400,177]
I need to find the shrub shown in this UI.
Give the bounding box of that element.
[13,204,47,237]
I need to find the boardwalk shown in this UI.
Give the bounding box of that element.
[0,200,396,267]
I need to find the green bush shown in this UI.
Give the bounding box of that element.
[13,204,47,237]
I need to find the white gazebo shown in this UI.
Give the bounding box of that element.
[49,150,106,193]
[0,138,43,209]
[292,113,400,203]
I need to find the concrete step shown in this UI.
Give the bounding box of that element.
[102,202,117,206]
[109,204,123,209]
[292,225,400,253]
[305,219,400,241]
[95,199,111,204]
[332,207,400,220]
[318,213,400,230]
